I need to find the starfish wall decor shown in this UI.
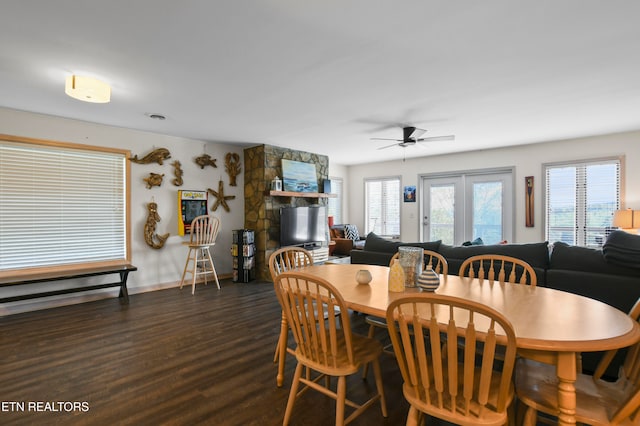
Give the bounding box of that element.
[208,180,235,212]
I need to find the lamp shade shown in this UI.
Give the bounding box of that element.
[65,75,111,103]
[613,209,640,230]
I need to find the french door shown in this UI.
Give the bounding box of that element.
[421,170,513,245]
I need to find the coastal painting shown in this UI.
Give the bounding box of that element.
[281,159,318,193]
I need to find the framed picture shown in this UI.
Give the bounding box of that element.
[404,185,416,202]
[281,159,319,192]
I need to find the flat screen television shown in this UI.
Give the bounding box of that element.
[280,205,327,247]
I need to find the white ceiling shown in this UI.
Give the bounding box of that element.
[2,1,640,165]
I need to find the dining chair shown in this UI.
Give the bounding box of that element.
[386,293,518,425]
[459,254,537,286]
[179,214,221,294]
[268,247,314,365]
[365,250,449,364]
[515,298,640,425]
[274,271,387,426]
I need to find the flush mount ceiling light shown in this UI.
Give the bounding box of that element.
[65,75,111,103]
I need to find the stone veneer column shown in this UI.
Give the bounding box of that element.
[243,145,329,281]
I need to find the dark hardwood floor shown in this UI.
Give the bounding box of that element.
[0,279,414,425]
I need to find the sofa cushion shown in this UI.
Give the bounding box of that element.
[363,232,401,253]
[398,240,442,253]
[344,224,360,241]
[603,230,640,269]
[438,241,549,269]
[550,241,640,277]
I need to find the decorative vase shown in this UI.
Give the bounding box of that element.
[388,260,405,292]
[355,269,372,285]
[398,246,423,288]
[417,266,440,292]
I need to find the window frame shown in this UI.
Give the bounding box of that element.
[543,156,623,248]
[0,134,131,275]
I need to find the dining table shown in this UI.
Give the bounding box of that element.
[276,263,640,426]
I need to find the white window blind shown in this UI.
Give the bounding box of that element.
[365,177,400,237]
[0,139,128,271]
[545,158,620,247]
[327,177,343,224]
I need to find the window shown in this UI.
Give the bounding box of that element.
[327,177,343,224]
[365,177,400,237]
[0,136,130,271]
[545,158,621,247]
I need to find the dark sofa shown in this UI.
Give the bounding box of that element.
[350,232,640,378]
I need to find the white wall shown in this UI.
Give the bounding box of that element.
[328,163,349,222]
[0,108,245,307]
[344,130,640,243]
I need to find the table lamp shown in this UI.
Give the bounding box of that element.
[612,209,640,233]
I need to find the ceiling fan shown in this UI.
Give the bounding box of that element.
[372,126,455,150]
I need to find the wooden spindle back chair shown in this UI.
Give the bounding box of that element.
[274,271,387,425]
[386,293,517,425]
[459,254,537,286]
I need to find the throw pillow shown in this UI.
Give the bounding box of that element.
[344,224,360,241]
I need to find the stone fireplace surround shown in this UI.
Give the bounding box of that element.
[244,145,329,280]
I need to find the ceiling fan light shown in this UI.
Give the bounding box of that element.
[65,75,111,103]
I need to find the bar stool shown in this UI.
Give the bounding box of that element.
[180,215,221,294]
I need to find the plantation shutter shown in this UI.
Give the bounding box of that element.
[545,158,620,247]
[0,139,128,271]
[365,177,400,237]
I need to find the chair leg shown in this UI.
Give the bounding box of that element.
[362,324,376,379]
[406,405,420,426]
[283,363,303,426]
[371,358,388,417]
[191,248,199,294]
[335,376,347,426]
[276,311,288,387]
[522,405,538,426]
[180,248,193,289]
[204,247,220,289]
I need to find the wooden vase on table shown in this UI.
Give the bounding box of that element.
[388,260,405,292]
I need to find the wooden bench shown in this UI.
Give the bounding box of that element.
[0,264,137,304]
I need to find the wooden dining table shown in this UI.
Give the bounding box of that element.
[277,263,640,426]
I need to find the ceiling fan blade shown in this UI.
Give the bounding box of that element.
[377,142,400,150]
[415,135,456,143]
[408,127,427,139]
[370,137,400,141]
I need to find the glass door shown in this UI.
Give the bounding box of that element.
[422,176,463,245]
[422,171,513,245]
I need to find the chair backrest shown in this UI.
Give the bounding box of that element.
[459,254,537,286]
[592,297,640,424]
[268,246,313,281]
[189,215,220,245]
[274,271,357,373]
[386,294,518,422]
[390,250,449,278]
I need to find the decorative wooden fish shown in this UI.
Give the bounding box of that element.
[225,152,241,186]
[131,148,171,165]
[195,153,217,169]
[172,160,184,186]
[144,202,169,249]
[143,172,164,189]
